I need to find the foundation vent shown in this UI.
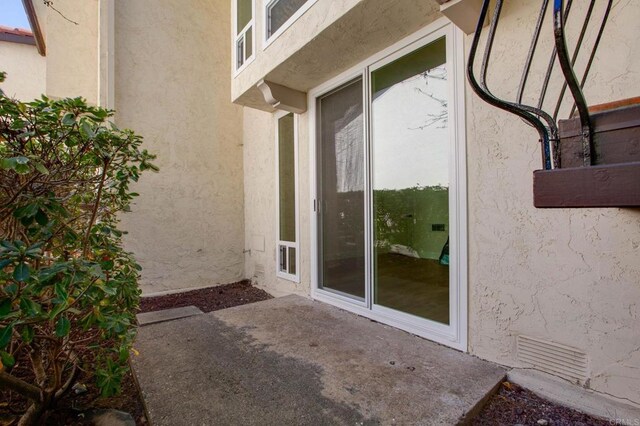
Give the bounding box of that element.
[516,335,589,385]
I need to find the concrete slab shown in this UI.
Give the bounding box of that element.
[508,368,640,422]
[132,295,506,425]
[136,305,202,326]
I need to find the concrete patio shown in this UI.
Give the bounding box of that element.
[132,296,506,425]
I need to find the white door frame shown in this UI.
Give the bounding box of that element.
[308,18,468,351]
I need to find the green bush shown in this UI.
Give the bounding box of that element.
[0,72,157,424]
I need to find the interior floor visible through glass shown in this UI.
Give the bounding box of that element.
[376,253,449,324]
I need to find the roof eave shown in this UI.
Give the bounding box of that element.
[22,0,46,56]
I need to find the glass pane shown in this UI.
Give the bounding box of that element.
[237,0,252,34]
[278,113,295,242]
[279,245,287,272]
[246,27,253,59]
[372,37,450,324]
[288,247,296,275]
[236,37,245,68]
[268,0,308,37]
[317,78,366,299]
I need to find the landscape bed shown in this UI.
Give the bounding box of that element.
[472,381,609,425]
[139,279,273,313]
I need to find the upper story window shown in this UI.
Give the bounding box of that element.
[265,0,315,43]
[235,0,254,71]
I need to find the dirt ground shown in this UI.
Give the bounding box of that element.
[0,333,147,426]
[472,381,610,426]
[139,279,272,313]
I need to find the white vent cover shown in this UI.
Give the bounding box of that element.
[517,335,589,385]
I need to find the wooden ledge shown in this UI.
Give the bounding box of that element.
[533,162,640,208]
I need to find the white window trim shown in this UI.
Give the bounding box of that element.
[263,0,318,50]
[233,0,256,76]
[308,18,468,352]
[275,110,300,283]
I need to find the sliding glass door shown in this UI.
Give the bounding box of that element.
[316,78,366,300]
[312,23,465,349]
[371,37,450,324]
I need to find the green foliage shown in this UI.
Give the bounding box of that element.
[0,72,157,420]
[374,185,449,258]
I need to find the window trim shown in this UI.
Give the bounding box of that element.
[233,0,256,76]
[275,110,300,283]
[263,0,318,50]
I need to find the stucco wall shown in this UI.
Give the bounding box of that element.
[243,107,310,297]
[115,0,245,294]
[42,0,99,103]
[232,0,440,109]
[466,0,640,406]
[0,41,45,100]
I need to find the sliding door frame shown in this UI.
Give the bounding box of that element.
[309,18,467,351]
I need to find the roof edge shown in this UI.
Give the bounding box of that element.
[22,0,46,56]
[0,28,36,46]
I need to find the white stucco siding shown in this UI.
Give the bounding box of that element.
[43,0,99,104]
[231,0,441,109]
[0,41,45,101]
[243,107,311,297]
[115,0,245,294]
[466,0,640,406]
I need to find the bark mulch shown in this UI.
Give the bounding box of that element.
[139,279,272,314]
[472,381,610,426]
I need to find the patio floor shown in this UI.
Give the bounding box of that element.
[132,295,506,425]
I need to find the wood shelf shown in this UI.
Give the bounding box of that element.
[533,101,640,208]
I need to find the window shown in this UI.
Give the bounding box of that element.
[276,112,299,281]
[265,0,315,43]
[234,0,254,71]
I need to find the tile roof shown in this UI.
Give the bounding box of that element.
[0,25,33,37]
[0,25,36,46]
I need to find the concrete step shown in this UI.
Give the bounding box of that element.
[137,305,203,326]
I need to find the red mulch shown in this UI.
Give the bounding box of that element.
[472,381,610,426]
[139,279,272,314]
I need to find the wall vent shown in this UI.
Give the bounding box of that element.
[516,335,589,385]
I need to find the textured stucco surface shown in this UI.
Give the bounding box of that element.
[243,108,310,297]
[465,0,640,406]
[115,0,245,294]
[42,0,99,104]
[231,0,440,110]
[0,41,45,101]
